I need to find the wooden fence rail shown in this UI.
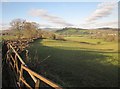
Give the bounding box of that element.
[5,43,62,89]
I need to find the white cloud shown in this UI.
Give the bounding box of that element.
[29,9,73,27]
[94,21,118,28]
[96,21,117,28]
[38,24,52,28]
[96,21,117,26]
[86,2,117,22]
[76,20,118,29]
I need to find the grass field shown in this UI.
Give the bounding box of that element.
[26,36,118,88]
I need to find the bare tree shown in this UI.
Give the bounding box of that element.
[10,18,26,30]
[10,19,26,39]
[10,18,41,39]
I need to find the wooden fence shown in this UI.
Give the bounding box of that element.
[5,43,62,89]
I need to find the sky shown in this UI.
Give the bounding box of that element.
[0,1,119,30]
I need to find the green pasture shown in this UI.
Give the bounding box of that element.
[26,36,119,88]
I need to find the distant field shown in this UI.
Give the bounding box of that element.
[65,36,118,52]
[26,36,119,88]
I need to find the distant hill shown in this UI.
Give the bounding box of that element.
[55,27,89,35]
[41,28,61,32]
[96,27,118,31]
[55,27,118,35]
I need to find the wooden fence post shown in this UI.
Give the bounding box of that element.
[25,50,28,61]
[19,64,23,87]
[35,79,40,89]
[15,54,19,74]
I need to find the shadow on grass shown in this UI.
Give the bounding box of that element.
[26,39,119,88]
